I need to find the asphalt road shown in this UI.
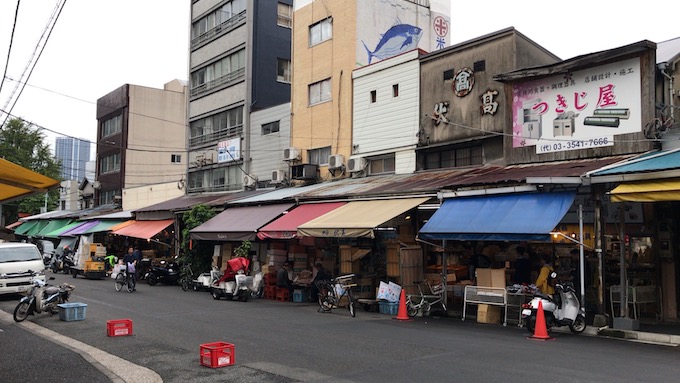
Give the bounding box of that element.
[1,272,679,383]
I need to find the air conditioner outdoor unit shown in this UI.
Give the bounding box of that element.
[243,175,257,187]
[271,170,285,184]
[283,147,300,161]
[328,154,345,169]
[347,157,367,172]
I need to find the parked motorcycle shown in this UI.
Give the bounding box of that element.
[210,257,261,301]
[13,275,75,322]
[521,272,587,334]
[145,260,180,286]
[50,249,75,274]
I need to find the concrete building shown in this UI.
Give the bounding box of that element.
[188,0,293,192]
[54,136,90,181]
[290,0,450,182]
[95,79,188,206]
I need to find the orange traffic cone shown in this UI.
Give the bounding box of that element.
[528,300,553,340]
[393,289,412,321]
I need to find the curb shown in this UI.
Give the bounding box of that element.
[597,327,680,346]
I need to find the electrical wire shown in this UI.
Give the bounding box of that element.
[0,0,21,96]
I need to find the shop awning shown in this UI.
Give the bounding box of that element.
[22,220,50,237]
[608,179,680,202]
[0,158,60,203]
[79,220,128,235]
[190,203,295,242]
[44,221,83,238]
[33,219,73,238]
[110,219,174,240]
[109,220,136,231]
[12,220,41,236]
[5,221,23,230]
[60,220,101,236]
[297,197,429,239]
[418,191,576,242]
[257,202,347,240]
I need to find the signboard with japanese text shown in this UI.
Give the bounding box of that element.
[511,58,641,154]
[217,138,240,163]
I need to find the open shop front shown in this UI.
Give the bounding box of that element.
[417,190,584,325]
[109,219,176,275]
[291,197,431,309]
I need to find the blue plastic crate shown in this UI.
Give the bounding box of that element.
[57,302,87,321]
[293,291,305,303]
[378,301,399,315]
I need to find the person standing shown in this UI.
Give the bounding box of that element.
[535,253,555,295]
[276,261,295,297]
[310,262,331,302]
[132,246,142,280]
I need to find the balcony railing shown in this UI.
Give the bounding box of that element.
[189,125,243,147]
[190,67,245,98]
[191,11,247,48]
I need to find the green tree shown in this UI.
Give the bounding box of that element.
[0,118,62,220]
[180,204,216,273]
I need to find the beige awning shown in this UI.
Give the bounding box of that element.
[297,197,429,238]
[609,179,680,202]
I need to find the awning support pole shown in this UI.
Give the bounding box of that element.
[579,204,586,312]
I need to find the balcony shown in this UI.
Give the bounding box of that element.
[189,125,243,148]
[191,11,247,48]
[190,67,245,98]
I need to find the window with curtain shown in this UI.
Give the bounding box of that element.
[309,18,332,46]
[309,78,331,105]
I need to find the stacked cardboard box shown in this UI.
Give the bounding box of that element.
[477,304,501,324]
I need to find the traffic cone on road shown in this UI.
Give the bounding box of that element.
[528,300,553,340]
[394,289,412,321]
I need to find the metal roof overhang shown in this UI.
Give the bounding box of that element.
[257,202,347,240]
[0,158,60,203]
[110,219,174,240]
[418,191,576,242]
[608,179,680,202]
[587,150,680,184]
[190,203,295,242]
[297,197,429,239]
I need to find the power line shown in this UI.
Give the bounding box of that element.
[0,0,21,96]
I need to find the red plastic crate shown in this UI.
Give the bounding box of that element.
[200,342,235,368]
[107,319,133,337]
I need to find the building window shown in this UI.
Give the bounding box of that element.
[101,115,122,138]
[171,154,182,163]
[189,106,244,147]
[190,49,246,97]
[309,78,331,105]
[309,18,332,46]
[370,90,377,103]
[393,84,399,97]
[191,0,246,46]
[99,153,120,174]
[277,2,292,28]
[277,59,291,83]
[424,145,483,170]
[101,190,117,205]
[262,121,280,135]
[308,146,331,166]
[188,166,242,193]
[369,155,395,175]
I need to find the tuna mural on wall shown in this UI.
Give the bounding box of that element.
[362,21,423,65]
[355,0,450,67]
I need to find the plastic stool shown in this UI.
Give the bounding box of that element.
[264,286,277,300]
[275,287,290,302]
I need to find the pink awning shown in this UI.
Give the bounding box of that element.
[257,202,346,240]
[111,219,174,240]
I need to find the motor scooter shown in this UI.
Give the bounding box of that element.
[50,250,75,274]
[210,257,261,301]
[145,260,180,286]
[521,272,586,334]
[13,274,75,322]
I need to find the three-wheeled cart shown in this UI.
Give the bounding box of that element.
[71,243,107,279]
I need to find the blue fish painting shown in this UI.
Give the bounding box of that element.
[362,23,423,65]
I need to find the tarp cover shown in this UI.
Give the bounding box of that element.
[257,202,346,240]
[418,191,576,242]
[190,203,294,241]
[609,179,680,202]
[297,197,429,239]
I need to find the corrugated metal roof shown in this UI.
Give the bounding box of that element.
[134,190,267,212]
[657,36,680,64]
[590,150,680,175]
[230,183,331,204]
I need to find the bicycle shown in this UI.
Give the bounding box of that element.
[405,278,447,317]
[179,263,194,291]
[115,268,136,293]
[316,274,357,317]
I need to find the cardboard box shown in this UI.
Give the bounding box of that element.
[476,304,501,324]
[476,268,506,288]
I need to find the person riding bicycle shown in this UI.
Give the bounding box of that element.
[122,247,137,290]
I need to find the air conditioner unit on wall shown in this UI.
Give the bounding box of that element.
[243,175,257,187]
[271,170,285,184]
[283,147,300,161]
[328,154,345,170]
[347,157,367,172]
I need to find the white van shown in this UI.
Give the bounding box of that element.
[0,243,46,295]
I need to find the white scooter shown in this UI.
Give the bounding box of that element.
[209,257,262,302]
[521,272,586,334]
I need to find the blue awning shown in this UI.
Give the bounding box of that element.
[589,149,680,179]
[418,191,576,242]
